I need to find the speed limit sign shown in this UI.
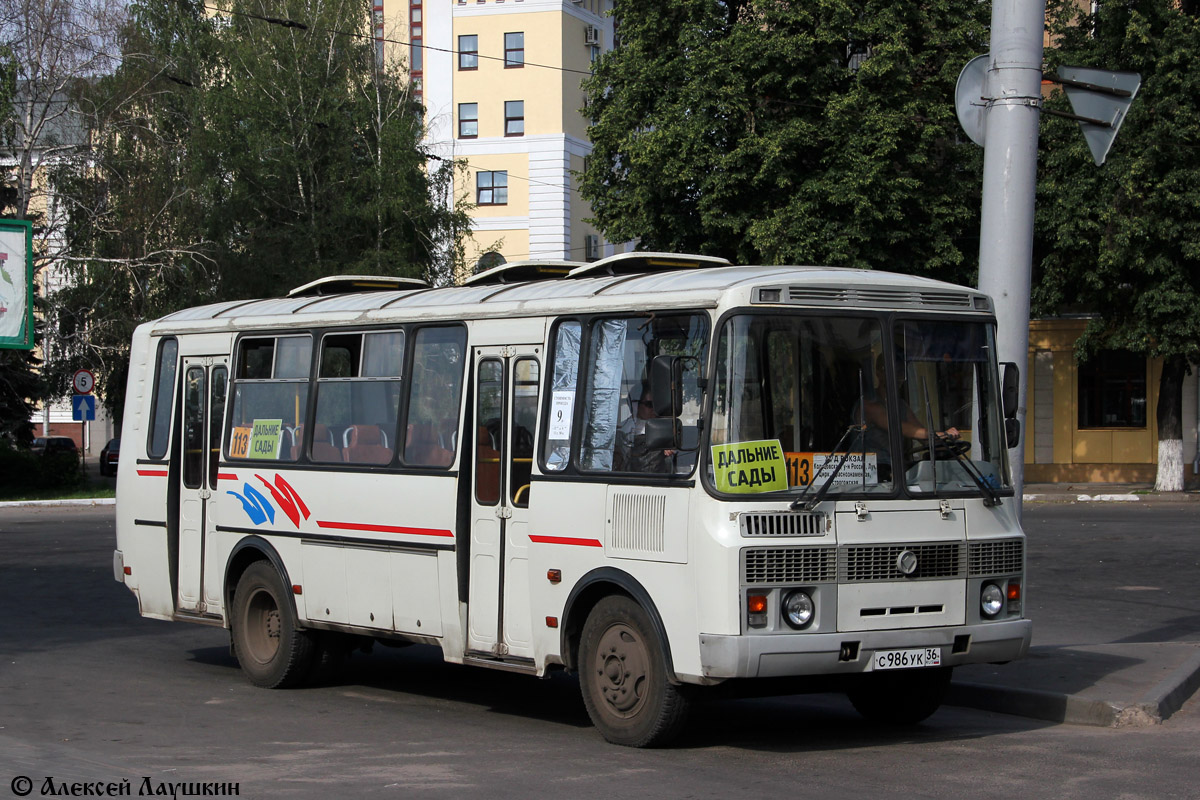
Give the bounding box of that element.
[72,369,95,395]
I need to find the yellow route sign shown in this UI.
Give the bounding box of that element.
[711,439,787,494]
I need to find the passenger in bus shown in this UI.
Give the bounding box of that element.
[615,386,675,473]
[861,354,959,480]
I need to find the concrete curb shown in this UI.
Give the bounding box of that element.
[0,498,115,508]
[947,647,1200,727]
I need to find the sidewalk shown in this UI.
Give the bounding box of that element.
[947,488,1200,726]
[1023,482,1200,504]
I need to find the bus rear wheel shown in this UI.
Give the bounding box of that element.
[231,561,316,688]
[578,596,690,747]
[847,666,952,725]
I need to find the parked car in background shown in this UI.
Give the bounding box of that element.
[31,436,79,457]
[100,438,120,476]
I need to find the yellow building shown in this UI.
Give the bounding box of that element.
[384,0,616,271]
[1025,318,1199,483]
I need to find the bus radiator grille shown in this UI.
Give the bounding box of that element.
[742,547,837,585]
[968,538,1024,576]
[840,543,964,582]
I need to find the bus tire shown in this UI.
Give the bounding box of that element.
[231,561,315,689]
[578,595,690,747]
[847,666,951,725]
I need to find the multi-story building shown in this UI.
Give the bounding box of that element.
[383,0,618,271]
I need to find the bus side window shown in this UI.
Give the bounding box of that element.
[542,320,581,471]
[511,358,539,507]
[226,335,312,462]
[147,337,178,460]
[404,326,467,468]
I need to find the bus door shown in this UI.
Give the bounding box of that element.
[176,356,229,615]
[467,345,541,659]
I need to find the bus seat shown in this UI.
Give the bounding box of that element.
[311,423,342,463]
[405,423,453,467]
[476,425,501,503]
[344,424,392,465]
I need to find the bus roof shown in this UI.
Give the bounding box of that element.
[148,260,992,334]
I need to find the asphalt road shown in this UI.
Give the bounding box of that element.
[1,504,1198,799]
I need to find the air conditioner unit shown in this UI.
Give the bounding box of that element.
[584,25,600,45]
[585,234,601,261]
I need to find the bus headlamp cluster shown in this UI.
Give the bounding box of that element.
[980,583,1005,618]
[783,590,815,629]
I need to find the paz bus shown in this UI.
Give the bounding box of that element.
[113,253,1031,747]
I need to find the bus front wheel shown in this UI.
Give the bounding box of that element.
[231,561,316,688]
[578,595,690,747]
[847,666,952,725]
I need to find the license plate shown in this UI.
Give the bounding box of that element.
[872,647,942,671]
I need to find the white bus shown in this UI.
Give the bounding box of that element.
[113,253,1031,747]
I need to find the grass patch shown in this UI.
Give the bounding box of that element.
[0,481,116,502]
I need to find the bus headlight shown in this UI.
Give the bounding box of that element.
[981,583,1005,618]
[783,590,814,629]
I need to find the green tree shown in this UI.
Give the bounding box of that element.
[581,0,989,281]
[1036,1,1200,491]
[53,0,469,422]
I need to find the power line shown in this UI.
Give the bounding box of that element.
[201,3,595,76]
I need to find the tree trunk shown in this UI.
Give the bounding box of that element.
[1154,355,1187,492]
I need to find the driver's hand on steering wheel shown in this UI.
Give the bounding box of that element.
[939,427,961,440]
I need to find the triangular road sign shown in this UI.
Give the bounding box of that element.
[1057,66,1141,166]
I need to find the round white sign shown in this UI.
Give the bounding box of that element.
[72,369,95,395]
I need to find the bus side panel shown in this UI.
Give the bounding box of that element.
[115,327,176,620]
[214,468,457,642]
[527,480,705,681]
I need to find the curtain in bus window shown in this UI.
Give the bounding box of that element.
[543,321,580,471]
[581,318,627,471]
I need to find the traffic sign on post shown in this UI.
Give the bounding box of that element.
[73,369,95,395]
[72,394,96,422]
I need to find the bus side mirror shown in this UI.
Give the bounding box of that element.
[650,355,684,418]
[1001,362,1021,448]
[1005,418,1021,449]
[1001,362,1019,419]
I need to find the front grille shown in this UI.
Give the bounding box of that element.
[744,547,837,585]
[969,538,1024,576]
[740,511,826,537]
[840,542,963,582]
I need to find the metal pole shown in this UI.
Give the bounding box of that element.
[976,0,1046,517]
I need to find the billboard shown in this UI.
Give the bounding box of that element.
[0,219,34,350]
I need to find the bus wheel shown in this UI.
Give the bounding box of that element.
[231,561,316,689]
[847,666,952,725]
[578,596,690,747]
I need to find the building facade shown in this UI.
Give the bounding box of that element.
[1025,318,1199,484]
[385,0,618,270]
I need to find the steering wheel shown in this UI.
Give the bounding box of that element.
[908,437,971,461]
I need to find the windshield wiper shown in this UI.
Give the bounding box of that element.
[944,439,1002,507]
[919,377,1001,506]
[791,369,867,511]
[790,423,864,511]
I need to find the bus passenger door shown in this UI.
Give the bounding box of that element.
[467,345,541,659]
[176,356,228,615]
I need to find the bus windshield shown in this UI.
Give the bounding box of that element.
[710,313,1011,499]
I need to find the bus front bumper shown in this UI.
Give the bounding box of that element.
[697,619,1031,680]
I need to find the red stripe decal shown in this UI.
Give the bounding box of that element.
[137,469,169,477]
[529,535,603,548]
[217,472,237,482]
[316,520,454,538]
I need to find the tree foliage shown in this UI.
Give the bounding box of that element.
[51,0,469,422]
[582,0,990,281]
[1036,1,1200,488]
